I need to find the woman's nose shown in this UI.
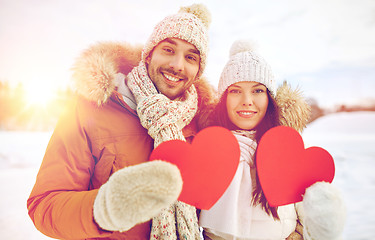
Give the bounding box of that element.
[242,93,253,106]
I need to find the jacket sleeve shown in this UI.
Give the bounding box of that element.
[27,99,112,239]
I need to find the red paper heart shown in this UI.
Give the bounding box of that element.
[256,126,335,207]
[149,126,240,210]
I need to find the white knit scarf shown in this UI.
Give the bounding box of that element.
[199,130,257,238]
[126,61,200,240]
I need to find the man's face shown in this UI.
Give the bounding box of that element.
[145,38,200,100]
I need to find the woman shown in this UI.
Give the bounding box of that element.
[198,40,345,240]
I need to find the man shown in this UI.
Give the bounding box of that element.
[27,4,214,239]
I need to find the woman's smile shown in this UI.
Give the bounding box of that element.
[237,110,257,118]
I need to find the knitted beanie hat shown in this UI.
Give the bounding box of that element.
[218,40,276,98]
[142,4,211,78]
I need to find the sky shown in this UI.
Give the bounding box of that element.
[1,0,375,108]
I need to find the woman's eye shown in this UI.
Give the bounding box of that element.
[254,88,265,93]
[228,89,240,94]
[163,47,173,53]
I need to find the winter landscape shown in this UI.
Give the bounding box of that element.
[1,0,375,239]
[0,111,374,239]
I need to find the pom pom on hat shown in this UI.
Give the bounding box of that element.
[179,4,211,29]
[229,39,258,57]
[142,4,211,78]
[218,39,276,98]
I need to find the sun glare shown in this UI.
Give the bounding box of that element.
[24,82,56,108]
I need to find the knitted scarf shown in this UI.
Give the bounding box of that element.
[232,131,303,240]
[126,61,200,240]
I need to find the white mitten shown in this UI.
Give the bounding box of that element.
[93,160,182,232]
[302,181,346,240]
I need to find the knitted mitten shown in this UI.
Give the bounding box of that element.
[302,182,346,240]
[93,161,182,232]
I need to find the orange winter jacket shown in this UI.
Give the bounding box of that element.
[27,94,155,239]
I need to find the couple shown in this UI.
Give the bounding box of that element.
[27,4,345,240]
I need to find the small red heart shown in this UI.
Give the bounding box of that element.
[149,126,240,210]
[256,126,335,207]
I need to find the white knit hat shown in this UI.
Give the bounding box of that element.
[218,40,276,98]
[142,4,211,78]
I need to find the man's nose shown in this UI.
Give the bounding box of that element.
[169,54,184,72]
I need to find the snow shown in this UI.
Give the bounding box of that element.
[0,131,53,239]
[0,111,374,239]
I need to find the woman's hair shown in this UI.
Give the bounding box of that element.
[210,88,281,219]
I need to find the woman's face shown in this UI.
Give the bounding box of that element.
[226,81,269,130]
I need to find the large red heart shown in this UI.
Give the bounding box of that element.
[256,126,335,207]
[149,126,240,210]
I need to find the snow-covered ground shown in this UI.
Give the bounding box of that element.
[0,111,374,239]
[0,131,53,240]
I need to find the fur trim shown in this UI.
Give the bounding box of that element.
[93,160,182,232]
[276,81,311,132]
[302,182,346,240]
[71,42,142,106]
[194,76,217,131]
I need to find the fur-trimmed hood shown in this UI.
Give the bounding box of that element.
[71,42,216,115]
[71,42,143,106]
[276,82,311,132]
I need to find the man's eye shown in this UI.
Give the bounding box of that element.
[186,55,197,62]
